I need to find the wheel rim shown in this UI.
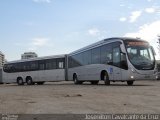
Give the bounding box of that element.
[104,75,107,80]
[74,76,77,83]
[28,80,31,84]
[104,73,110,85]
[18,79,23,85]
[27,78,32,85]
[127,81,133,85]
[19,80,23,84]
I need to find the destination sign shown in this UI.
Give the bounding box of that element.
[127,42,149,46]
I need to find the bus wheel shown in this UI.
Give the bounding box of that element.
[91,81,99,85]
[17,77,24,85]
[127,81,134,86]
[37,82,45,85]
[104,73,110,85]
[73,74,82,84]
[26,77,33,85]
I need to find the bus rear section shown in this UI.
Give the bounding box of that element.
[2,55,66,85]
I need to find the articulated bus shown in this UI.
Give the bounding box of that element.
[2,54,67,85]
[68,37,157,85]
[2,37,157,86]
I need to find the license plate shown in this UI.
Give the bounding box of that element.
[145,75,150,78]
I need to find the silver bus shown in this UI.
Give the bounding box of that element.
[2,54,67,85]
[68,37,157,85]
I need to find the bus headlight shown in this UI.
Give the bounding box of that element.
[131,68,137,73]
[131,76,134,79]
[131,68,136,72]
[154,70,157,74]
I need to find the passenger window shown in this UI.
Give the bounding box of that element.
[113,47,120,67]
[83,50,91,65]
[39,64,45,70]
[39,60,45,70]
[57,58,65,69]
[101,44,112,64]
[46,59,56,70]
[92,47,100,64]
[58,62,64,69]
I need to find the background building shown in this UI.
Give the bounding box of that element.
[21,52,38,60]
[0,51,5,68]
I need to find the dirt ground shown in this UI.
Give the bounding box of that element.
[0,80,160,115]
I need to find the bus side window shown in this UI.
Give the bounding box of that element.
[113,47,120,67]
[57,58,65,69]
[46,59,56,70]
[91,47,100,64]
[38,60,45,70]
[39,64,45,70]
[100,43,112,64]
[58,62,64,69]
[106,52,112,65]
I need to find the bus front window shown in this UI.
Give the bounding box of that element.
[125,41,155,70]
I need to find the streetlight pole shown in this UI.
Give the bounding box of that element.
[158,36,160,57]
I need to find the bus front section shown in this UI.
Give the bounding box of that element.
[124,40,157,81]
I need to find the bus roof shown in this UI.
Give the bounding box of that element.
[69,37,147,56]
[104,37,146,41]
[5,54,66,64]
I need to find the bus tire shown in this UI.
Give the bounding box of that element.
[37,82,45,85]
[26,77,33,85]
[91,81,99,85]
[127,81,134,86]
[73,74,82,84]
[17,77,24,85]
[104,73,110,85]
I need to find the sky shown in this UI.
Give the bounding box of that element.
[0,0,160,61]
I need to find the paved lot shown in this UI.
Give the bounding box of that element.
[0,80,160,114]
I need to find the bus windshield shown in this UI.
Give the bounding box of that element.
[125,41,155,70]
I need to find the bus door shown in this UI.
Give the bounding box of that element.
[112,43,122,80]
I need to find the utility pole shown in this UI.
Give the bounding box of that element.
[158,35,160,57]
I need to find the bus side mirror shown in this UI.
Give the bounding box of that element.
[120,52,128,70]
[150,46,156,55]
[120,44,126,53]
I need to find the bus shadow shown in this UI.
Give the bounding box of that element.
[0,81,154,87]
[43,82,154,87]
[77,83,153,87]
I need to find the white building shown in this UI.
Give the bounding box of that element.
[0,51,5,68]
[21,52,38,60]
